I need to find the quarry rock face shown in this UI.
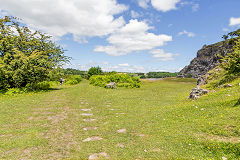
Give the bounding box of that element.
[178,42,234,78]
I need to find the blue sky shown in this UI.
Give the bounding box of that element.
[0,0,240,72]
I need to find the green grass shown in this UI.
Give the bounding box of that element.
[0,78,239,159]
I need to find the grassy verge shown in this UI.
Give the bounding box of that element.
[0,78,239,159]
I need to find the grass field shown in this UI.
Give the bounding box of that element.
[0,78,240,159]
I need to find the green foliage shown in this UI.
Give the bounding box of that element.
[25,81,51,91]
[220,38,240,75]
[147,72,178,78]
[65,75,82,85]
[89,74,141,88]
[87,66,103,79]
[0,16,69,90]
[63,68,87,78]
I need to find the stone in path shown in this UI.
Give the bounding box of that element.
[83,136,103,142]
[117,143,125,148]
[83,119,96,122]
[83,127,98,131]
[81,113,93,116]
[81,109,92,112]
[89,152,109,159]
[109,109,120,111]
[117,128,127,133]
[116,113,125,115]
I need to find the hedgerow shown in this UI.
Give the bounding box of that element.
[89,74,141,88]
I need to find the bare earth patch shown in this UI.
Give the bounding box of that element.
[81,113,93,116]
[197,133,240,143]
[88,152,110,159]
[83,127,98,131]
[117,128,127,133]
[83,137,103,142]
[116,113,125,115]
[83,119,96,122]
[109,109,120,111]
[117,143,125,148]
[81,109,92,111]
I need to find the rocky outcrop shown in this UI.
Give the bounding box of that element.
[178,42,234,78]
[188,86,209,99]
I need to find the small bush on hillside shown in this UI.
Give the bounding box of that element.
[65,75,82,85]
[89,74,141,88]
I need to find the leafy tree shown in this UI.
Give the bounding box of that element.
[87,66,103,79]
[0,16,69,89]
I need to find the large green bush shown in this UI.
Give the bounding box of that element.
[65,75,82,85]
[89,74,141,88]
[0,16,69,90]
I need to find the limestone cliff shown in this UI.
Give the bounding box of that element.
[178,41,234,78]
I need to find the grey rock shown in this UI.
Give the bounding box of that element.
[188,87,209,99]
[178,42,234,79]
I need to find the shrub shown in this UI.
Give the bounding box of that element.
[65,75,82,85]
[87,67,103,79]
[26,81,51,91]
[89,74,141,88]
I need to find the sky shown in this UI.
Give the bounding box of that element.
[0,0,240,73]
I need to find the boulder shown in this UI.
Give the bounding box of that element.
[106,82,116,89]
[188,86,209,100]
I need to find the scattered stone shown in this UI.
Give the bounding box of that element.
[106,82,116,89]
[83,119,96,122]
[224,84,232,88]
[81,113,93,116]
[188,86,209,99]
[106,105,111,107]
[138,134,147,137]
[81,109,92,111]
[151,148,162,152]
[89,152,109,160]
[83,137,103,142]
[83,127,98,131]
[117,128,127,133]
[116,113,125,115]
[226,94,231,97]
[144,149,147,152]
[117,143,125,148]
[200,108,205,111]
[109,109,120,110]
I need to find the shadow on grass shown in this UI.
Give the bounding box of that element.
[234,98,240,106]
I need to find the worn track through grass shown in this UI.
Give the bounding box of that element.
[0,78,240,159]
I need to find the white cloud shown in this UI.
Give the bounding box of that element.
[150,49,178,61]
[180,1,199,12]
[229,17,240,26]
[151,0,181,12]
[66,62,146,73]
[0,0,128,42]
[131,10,141,18]
[118,63,130,67]
[222,28,230,32]
[178,30,195,37]
[137,0,150,9]
[94,19,172,56]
